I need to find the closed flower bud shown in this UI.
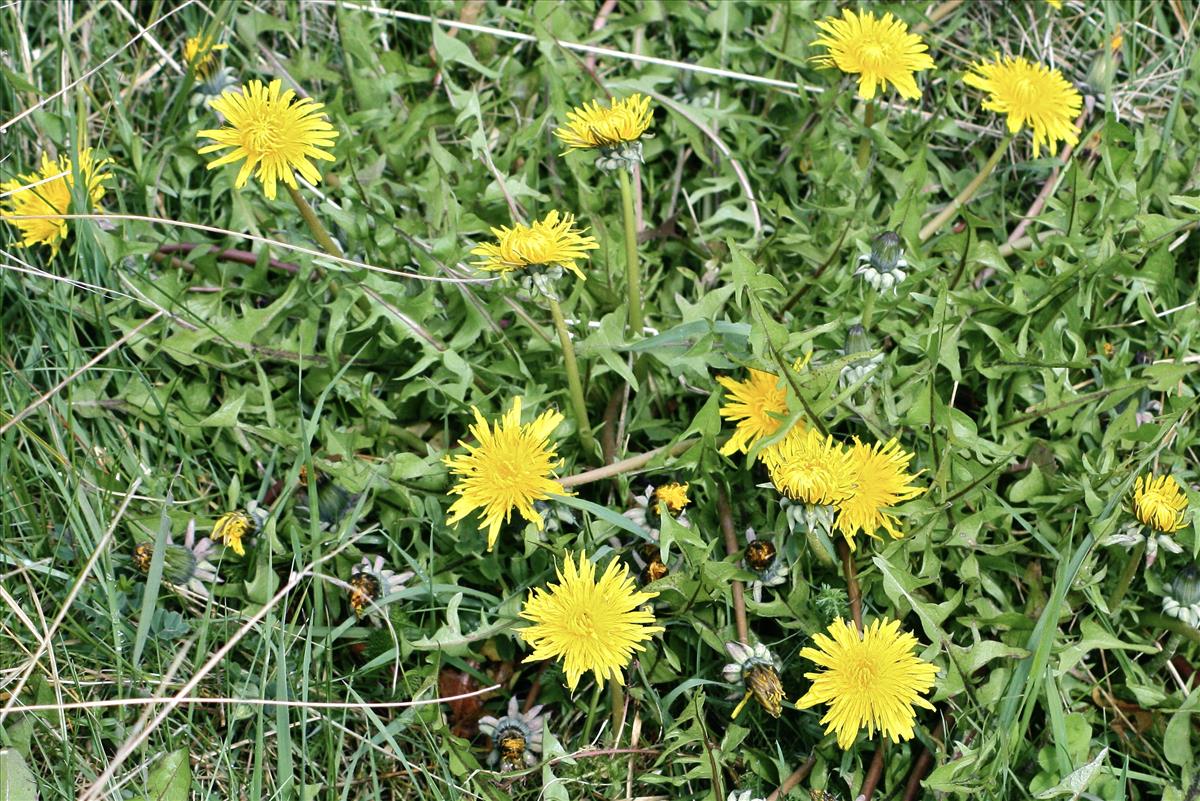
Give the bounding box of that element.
[856,231,908,293]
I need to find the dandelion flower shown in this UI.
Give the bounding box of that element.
[765,428,855,506]
[212,510,253,556]
[132,520,221,598]
[1132,473,1189,533]
[554,94,653,152]
[654,482,690,514]
[797,617,938,750]
[810,8,935,101]
[717,369,790,460]
[1,149,111,257]
[743,529,790,604]
[723,641,786,718]
[183,34,228,79]
[519,551,663,690]
[479,697,550,771]
[963,56,1083,157]
[834,438,924,550]
[197,78,338,200]
[1047,0,1063,8]
[444,397,568,551]
[470,211,598,280]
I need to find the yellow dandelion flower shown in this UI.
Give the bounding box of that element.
[519,551,663,690]
[1,149,111,258]
[197,79,338,200]
[1046,0,1063,8]
[183,34,228,79]
[810,8,935,101]
[554,94,653,153]
[212,510,252,556]
[717,369,790,459]
[963,56,1083,157]
[834,438,925,551]
[443,397,568,551]
[765,428,856,506]
[1132,473,1189,533]
[654,482,690,514]
[469,210,599,280]
[797,617,938,750]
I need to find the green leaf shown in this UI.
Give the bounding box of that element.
[145,749,190,801]
[0,749,38,801]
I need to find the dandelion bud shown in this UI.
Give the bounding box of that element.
[1163,564,1200,629]
[840,324,884,390]
[723,641,786,718]
[856,231,908,293]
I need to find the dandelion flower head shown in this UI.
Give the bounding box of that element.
[798,617,938,749]
[765,428,855,506]
[554,94,653,152]
[963,55,1082,157]
[1133,473,1189,533]
[834,438,924,550]
[444,397,568,551]
[519,551,663,690]
[1,149,112,257]
[470,211,598,280]
[197,78,338,200]
[654,482,690,515]
[810,8,935,100]
[212,510,253,556]
[183,34,228,79]
[717,369,790,460]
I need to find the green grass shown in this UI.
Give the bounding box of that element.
[1,1,1199,800]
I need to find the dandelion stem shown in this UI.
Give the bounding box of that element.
[765,754,816,801]
[918,134,1013,243]
[717,487,749,645]
[547,296,597,455]
[860,287,877,331]
[857,99,876,170]
[1108,540,1145,612]
[838,539,863,630]
[610,676,626,744]
[581,679,603,744]
[860,741,887,800]
[617,168,645,336]
[287,184,344,259]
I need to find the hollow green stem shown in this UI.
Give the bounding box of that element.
[581,679,603,744]
[610,676,626,744]
[287,184,343,258]
[617,168,644,336]
[859,289,877,331]
[1108,540,1145,612]
[547,296,596,455]
[918,134,1013,243]
[856,100,876,170]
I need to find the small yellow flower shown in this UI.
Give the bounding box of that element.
[810,8,935,100]
[834,438,925,550]
[1132,473,1189,533]
[444,397,568,551]
[183,34,228,79]
[654,482,690,514]
[469,211,598,280]
[554,94,653,152]
[963,55,1083,157]
[212,510,253,556]
[519,551,663,690]
[197,79,338,200]
[797,617,938,750]
[717,369,790,460]
[765,428,856,506]
[1,149,111,257]
[1046,0,1063,8]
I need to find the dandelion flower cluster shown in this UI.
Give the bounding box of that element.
[810,8,935,100]
[197,78,339,200]
[964,55,1083,157]
[519,551,663,690]
[716,369,790,460]
[1,149,112,257]
[797,617,938,749]
[444,397,568,551]
[470,211,598,280]
[1132,472,1189,533]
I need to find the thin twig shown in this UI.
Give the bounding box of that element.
[559,439,700,488]
[717,488,749,645]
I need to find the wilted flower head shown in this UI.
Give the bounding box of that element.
[724,640,786,718]
[132,520,221,598]
[555,94,653,173]
[519,552,663,691]
[469,210,598,286]
[444,398,568,551]
[183,34,227,79]
[1,149,112,257]
[1132,473,1189,533]
[197,79,339,200]
[810,8,935,100]
[834,438,925,550]
[856,231,908,293]
[211,502,267,557]
[625,482,691,538]
[479,697,550,771]
[743,529,790,603]
[348,555,414,623]
[1102,520,1182,569]
[964,56,1083,157]
[1163,564,1200,630]
[798,617,938,749]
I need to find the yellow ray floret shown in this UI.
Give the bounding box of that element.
[554,94,653,152]
[197,79,338,200]
[443,397,568,551]
[519,551,663,691]
[1,149,111,257]
[470,210,598,279]
[797,617,938,749]
[834,438,925,550]
[963,56,1082,157]
[1132,473,1189,533]
[810,8,935,100]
